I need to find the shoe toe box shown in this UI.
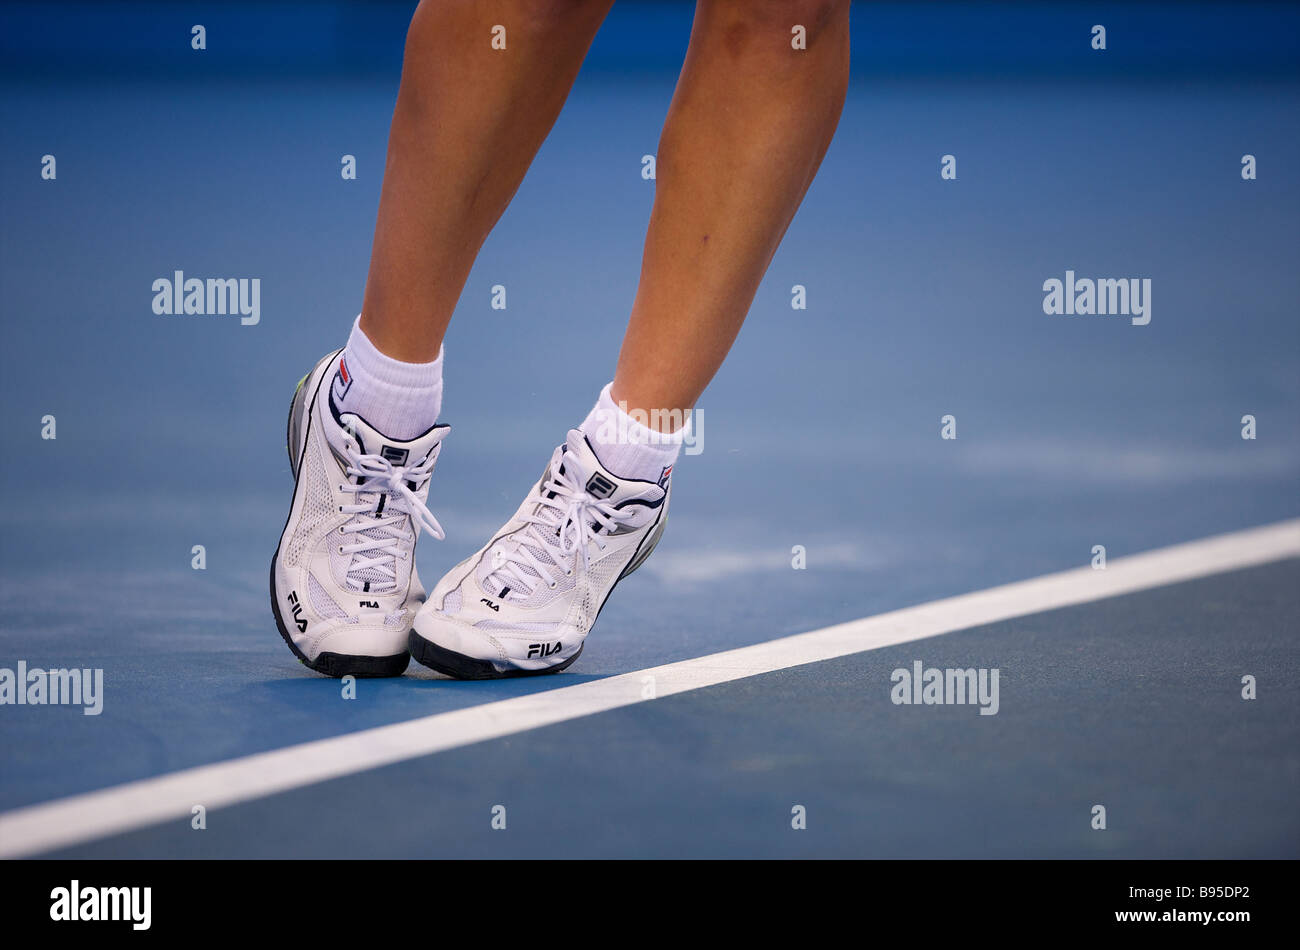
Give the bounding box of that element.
[310,620,411,664]
[411,607,506,664]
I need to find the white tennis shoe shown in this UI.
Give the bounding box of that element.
[271,350,449,677]
[409,430,670,678]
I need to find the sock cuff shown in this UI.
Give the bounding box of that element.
[346,314,444,392]
[586,382,687,447]
[332,315,444,441]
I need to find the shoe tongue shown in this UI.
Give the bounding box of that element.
[333,412,449,469]
[557,429,666,507]
[328,415,447,593]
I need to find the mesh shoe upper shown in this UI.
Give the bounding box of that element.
[273,352,448,664]
[412,430,669,674]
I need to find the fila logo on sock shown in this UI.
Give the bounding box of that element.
[657,465,672,488]
[332,356,353,402]
[585,473,616,499]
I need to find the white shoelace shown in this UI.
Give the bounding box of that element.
[337,448,443,593]
[486,457,637,600]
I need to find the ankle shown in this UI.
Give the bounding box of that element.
[580,382,683,484]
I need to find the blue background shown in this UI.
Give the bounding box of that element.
[1,1,1297,856]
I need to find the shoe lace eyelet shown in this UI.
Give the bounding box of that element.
[548,581,558,590]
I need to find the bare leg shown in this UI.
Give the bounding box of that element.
[611,0,850,425]
[360,0,613,362]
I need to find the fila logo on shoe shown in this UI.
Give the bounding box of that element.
[479,598,500,612]
[287,591,308,633]
[360,599,380,609]
[585,472,616,499]
[526,641,563,660]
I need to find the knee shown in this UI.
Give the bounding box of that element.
[726,0,848,28]
[515,0,611,34]
[704,0,849,55]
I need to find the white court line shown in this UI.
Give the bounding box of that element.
[2,518,1298,858]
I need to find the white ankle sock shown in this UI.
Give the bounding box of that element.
[329,315,444,440]
[579,382,684,484]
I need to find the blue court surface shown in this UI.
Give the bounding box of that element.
[1,1,1298,859]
